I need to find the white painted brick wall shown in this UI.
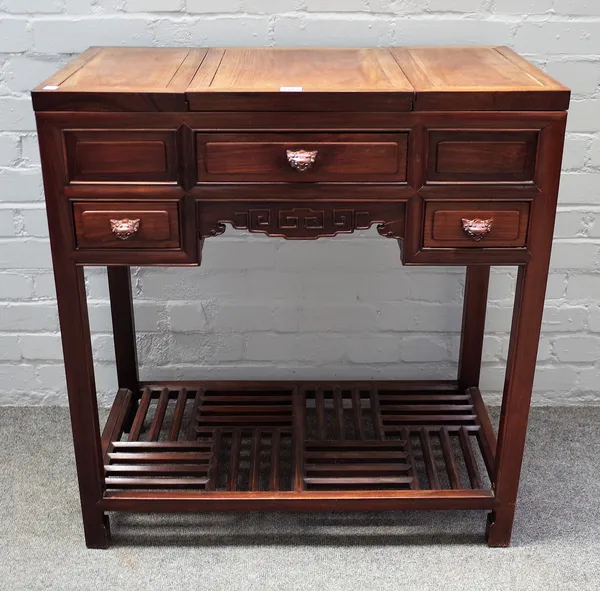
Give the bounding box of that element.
[0,1,599,407]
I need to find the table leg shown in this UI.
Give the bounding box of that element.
[107,266,139,432]
[486,263,548,547]
[458,266,490,391]
[54,263,110,548]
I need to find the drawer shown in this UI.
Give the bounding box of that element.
[73,201,181,249]
[196,133,408,182]
[64,130,178,184]
[426,130,538,183]
[423,201,529,248]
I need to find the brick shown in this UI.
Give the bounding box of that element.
[355,271,411,302]
[4,56,64,93]
[399,336,449,363]
[550,241,599,269]
[545,60,600,97]
[532,366,579,392]
[20,209,49,237]
[561,135,589,171]
[211,302,299,332]
[566,101,600,133]
[553,335,600,362]
[0,239,52,269]
[0,364,36,392]
[0,135,20,166]
[91,334,116,362]
[395,19,512,46]
[171,333,244,362]
[542,306,588,332]
[578,367,600,391]
[201,240,276,269]
[21,135,41,166]
[168,302,209,332]
[0,98,36,132]
[4,0,64,12]
[493,0,553,12]
[0,19,32,52]
[587,216,600,238]
[0,211,15,237]
[0,304,58,331]
[187,0,242,12]
[0,169,44,203]
[0,335,21,361]
[306,0,367,10]
[428,0,480,11]
[33,18,154,53]
[513,22,600,55]
[409,271,463,303]
[590,138,600,168]
[299,304,378,332]
[554,0,600,16]
[553,211,589,238]
[346,336,400,363]
[488,268,516,301]
[545,273,567,300]
[32,272,56,299]
[274,17,392,46]
[19,333,64,360]
[377,302,463,332]
[154,17,270,46]
[126,0,182,11]
[133,302,167,332]
[558,173,600,205]
[588,305,600,332]
[0,272,34,299]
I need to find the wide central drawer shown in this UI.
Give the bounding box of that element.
[196,132,408,183]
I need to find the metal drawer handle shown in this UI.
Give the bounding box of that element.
[286,149,318,171]
[110,218,140,240]
[462,218,493,241]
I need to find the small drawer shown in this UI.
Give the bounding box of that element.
[423,201,529,248]
[64,130,178,184]
[426,130,538,183]
[73,201,181,249]
[196,133,408,182]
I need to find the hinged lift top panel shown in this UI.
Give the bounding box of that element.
[33,46,569,548]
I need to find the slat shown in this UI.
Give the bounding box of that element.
[187,388,204,440]
[196,416,291,424]
[293,387,304,492]
[198,395,292,403]
[305,477,414,486]
[370,388,385,440]
[101,388,132,457]
[378,394,471,402]
[200,405,293,414]
[112,441,212,450]
[168,388,187,441]
[333,387,345,440]
[305,451,409,460]
[401,427,419,491]
[459,426,483,489]
[351,389,364,440]
[228,430,241,491]
[249,429,261,492]
[269,430,281,491]
[439,427,461,489]
[380,404,475,412]
[108,452,212,463]
[305,464,411,473]
[315,387,326,440]
[105,464,210,474]
[306,440,407,449]
[381,414,478,423]
[127,387,151,442]
[467,386,497,478]
[106,477,209,488]
[148,387,170,441]
[206,429,221,491]
[420,428,441,490]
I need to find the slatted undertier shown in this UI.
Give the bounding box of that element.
[101,382,495,495]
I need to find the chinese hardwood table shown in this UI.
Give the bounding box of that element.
[32,46,570,548]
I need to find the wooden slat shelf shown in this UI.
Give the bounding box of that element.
[101,381,495,502]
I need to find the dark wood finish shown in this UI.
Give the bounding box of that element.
[426,130,538,183]
[34,46,569,548]
[197,132,408,182]
[73,201,181,250]
[423,201,530,248]
[65,129,178,184]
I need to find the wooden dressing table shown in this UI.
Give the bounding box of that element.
[32,46,570,548]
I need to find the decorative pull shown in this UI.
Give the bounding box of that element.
[461,218,493,241]
[110,218,140,240]
[286,149,318,172]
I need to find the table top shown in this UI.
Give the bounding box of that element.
[32,46,570,113]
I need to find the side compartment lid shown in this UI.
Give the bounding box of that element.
[32,47,205,112]
[391,46,570,111]
[185,47,415,112]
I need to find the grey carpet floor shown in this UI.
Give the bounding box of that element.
[0,407,599,591]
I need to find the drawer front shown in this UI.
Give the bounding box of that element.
[423,201,529,248]
[73,201,181,249]
[426,130,538,183]
[65,130,178,184]
[196,133,408,182]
